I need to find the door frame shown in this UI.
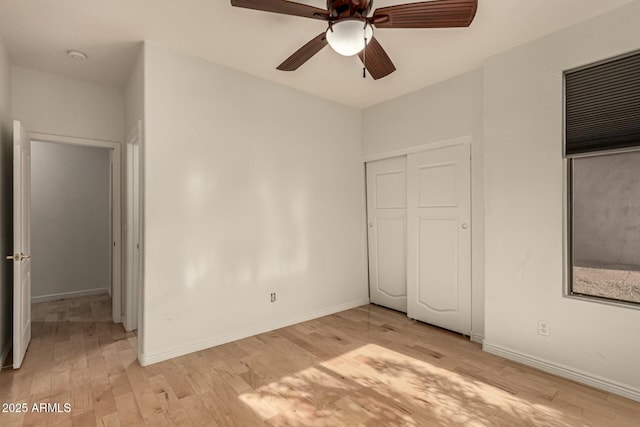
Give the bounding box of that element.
[363,136,472,163]
[124,122,142,332]
[30,132,123,324]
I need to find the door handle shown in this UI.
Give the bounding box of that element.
[6,253,30,261]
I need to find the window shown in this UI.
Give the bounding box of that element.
[568,152,640,305]
[565,51,640,307]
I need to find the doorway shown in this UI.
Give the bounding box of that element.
[31,141,112,301]
[9,125,123,368]
[29,132,122,322]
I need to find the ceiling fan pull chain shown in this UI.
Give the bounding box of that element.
[363,24,367,79]
[363,45,367,78]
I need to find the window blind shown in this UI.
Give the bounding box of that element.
[565,52,640,156]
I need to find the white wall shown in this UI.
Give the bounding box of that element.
[363,71,480,153]
[30,141,111,301]
[12,67,124,142]
[140,44,367,364]
[483,0,640,397]
[0,35,12,367]
[125,45,144,137]
[362,70,486,340]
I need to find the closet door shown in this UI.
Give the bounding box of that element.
[407,144,471,334]
[366,157,407,312]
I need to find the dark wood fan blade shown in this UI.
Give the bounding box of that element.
[277,33,328,71]
[358,37,396,80]
[372,0,477,28]
[231,0,329,20]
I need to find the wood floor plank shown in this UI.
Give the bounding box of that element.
[97,412,121,427]
[70,409,96,427]
[178,394,219,427]
[113,392,144,426]
[91,383,117,419]
[1,294,639,426]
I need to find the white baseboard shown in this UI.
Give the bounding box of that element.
[0,337,12,371]
[483,342,640,402]
[139,298,368,366]
[470,332,484,344]
[32,288,109,303]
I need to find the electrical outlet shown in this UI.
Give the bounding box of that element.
[270,292,276,303]
[538,320,550,336]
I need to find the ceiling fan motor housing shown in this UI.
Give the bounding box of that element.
[327,0,373,19]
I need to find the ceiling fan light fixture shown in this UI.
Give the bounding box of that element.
[66,49,88,60]
[326,20,373,57]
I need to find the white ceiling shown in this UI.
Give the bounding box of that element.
[0,0,634,108]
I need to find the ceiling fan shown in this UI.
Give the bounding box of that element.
[230,0,478,79]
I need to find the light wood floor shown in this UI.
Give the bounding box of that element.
[1,295,639,426]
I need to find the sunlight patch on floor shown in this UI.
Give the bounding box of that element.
[239,343,587,426]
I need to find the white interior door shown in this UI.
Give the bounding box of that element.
[407,144,471,334]
[11,120,32,368]
[366,156,407,312]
